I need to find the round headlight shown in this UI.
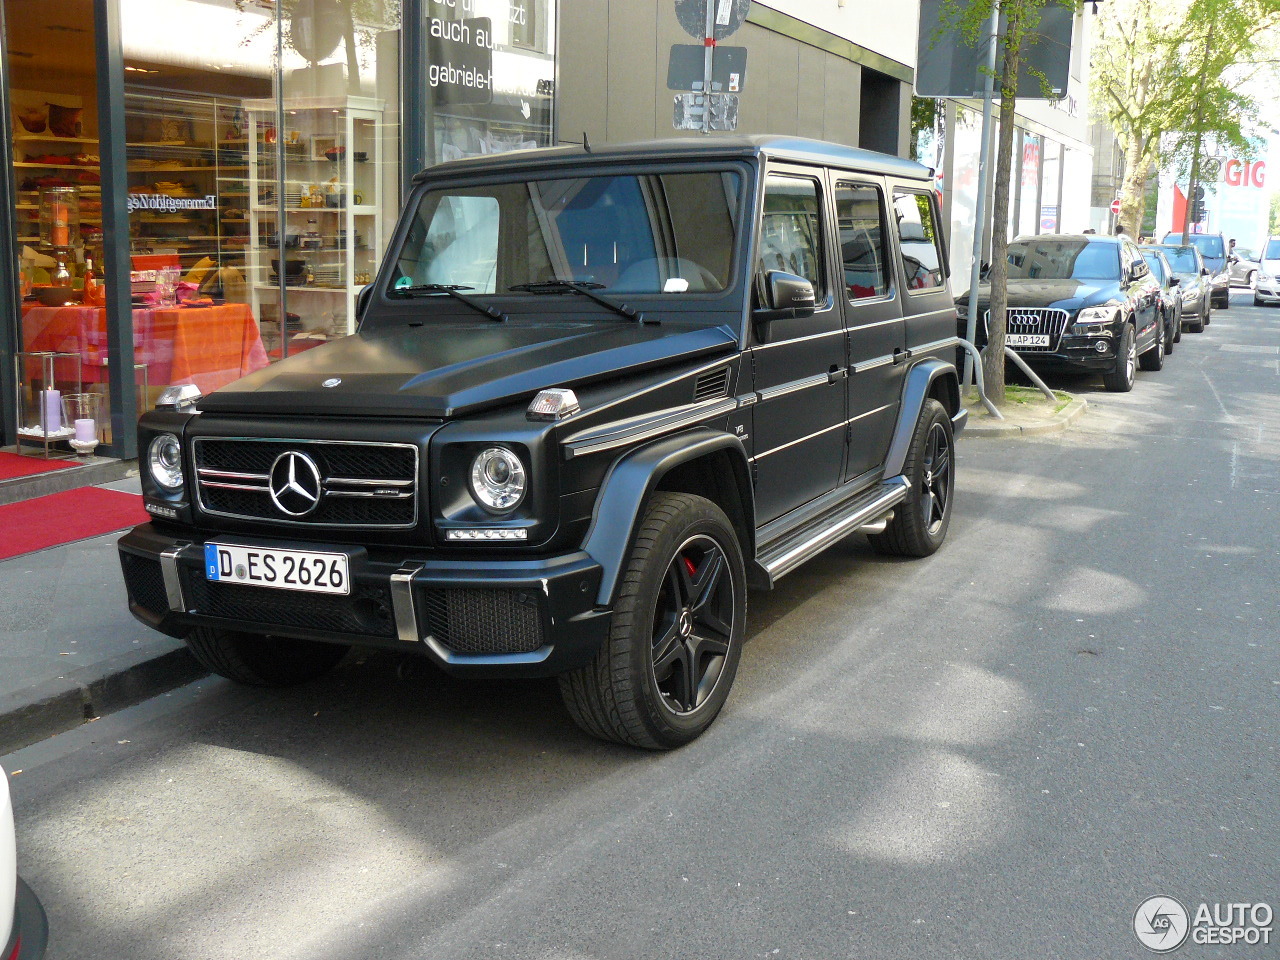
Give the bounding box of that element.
[148,433,184,492]
[469,447,526,512]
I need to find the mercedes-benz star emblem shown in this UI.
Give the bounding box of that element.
[269,451,322,517]
[322,377,342,388]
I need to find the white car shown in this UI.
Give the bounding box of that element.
[1254,236,1280,306]
[1,766,46,960]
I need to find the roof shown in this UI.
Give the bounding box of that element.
[411,135,933,184]
[1015,233,1124,245]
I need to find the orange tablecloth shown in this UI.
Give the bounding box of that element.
[22,302,269,394]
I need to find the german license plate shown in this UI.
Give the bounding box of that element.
[1007,334,1049,347]
[204,543,350,596]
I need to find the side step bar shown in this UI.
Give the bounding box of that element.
[754,476,911,586]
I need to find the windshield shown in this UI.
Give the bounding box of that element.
[1005,239,1120,281]
[1141,252,1168,283]
[1165,234,1225,259]
[392,170,742,298]
[1155,245,1200,273]
[1265,239,1280,260]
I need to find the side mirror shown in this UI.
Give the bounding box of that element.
[1201,267,1211,276]
[355,283,373,324]
[753,270,817,322]
[1169,276,1181,287]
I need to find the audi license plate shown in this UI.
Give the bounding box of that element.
[204,543,350,596]
[1007,334,1050,347]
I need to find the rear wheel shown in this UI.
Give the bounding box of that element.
[184,628,349,686]
[1103,324,1137,392]
[1139,329,1165,371]
[870,399,954,558]
[559,492,746,749]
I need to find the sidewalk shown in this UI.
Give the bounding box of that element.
[0,474,205,755]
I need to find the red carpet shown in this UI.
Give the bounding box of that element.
[0,487,148,561]
[0,451,75,480]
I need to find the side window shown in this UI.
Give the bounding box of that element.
[892,190,946,292]
[757,175,824,295]
[835,182,891,301]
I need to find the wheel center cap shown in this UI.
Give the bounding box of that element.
[678,609,693,638]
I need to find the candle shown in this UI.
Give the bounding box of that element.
[43,389,61,433]
[75,418,96,443]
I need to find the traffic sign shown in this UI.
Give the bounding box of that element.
[668,44,747,91]
[1110,198,1122,215]
[674,0,750,41]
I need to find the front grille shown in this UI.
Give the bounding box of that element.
[181,567,398,638]
[420,587,545,655]
[121,553,168,615]
[987,307,1070,352]
[193,438,418,528]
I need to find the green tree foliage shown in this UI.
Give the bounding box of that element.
[1092,0,1280,237]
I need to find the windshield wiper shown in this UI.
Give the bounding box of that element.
[389,283,506,322]
[509,280,656,324]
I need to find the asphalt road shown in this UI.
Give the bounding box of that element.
[5,290,1278,960]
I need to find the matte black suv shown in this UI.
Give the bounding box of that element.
[959,234,1165,392]
[118,136,967,748]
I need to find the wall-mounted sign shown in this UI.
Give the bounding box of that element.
[127,194,217,213]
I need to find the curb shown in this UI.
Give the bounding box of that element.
[963,396,1088,438]
[0,645,207,757]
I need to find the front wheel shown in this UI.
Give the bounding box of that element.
[1247,270,1257,287]
[870,399,954,558]
[559,492,746,749]
[1103,324,1137,392]
[184,628,349,686]
[1139,329,1165,371]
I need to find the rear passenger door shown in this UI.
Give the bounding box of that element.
[749,169,848,524]
[833,178,905,481]
[890,186,956,366]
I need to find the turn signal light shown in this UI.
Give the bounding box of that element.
[527,388,580,421]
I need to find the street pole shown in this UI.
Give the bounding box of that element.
[1179,20,1214,241]
[963,0,1000,391]
[702,0,715,133]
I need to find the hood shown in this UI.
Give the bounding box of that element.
[957,278,1118,313]
[198,320,739,418]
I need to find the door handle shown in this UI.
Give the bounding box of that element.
[892,348,911,365]
[828,365,848,383]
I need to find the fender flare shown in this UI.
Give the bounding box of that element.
[581,428,754,608]
[883,359,960,478]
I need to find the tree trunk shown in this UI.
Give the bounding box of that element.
[981,20,1023,405]
[1119,133,1148,238]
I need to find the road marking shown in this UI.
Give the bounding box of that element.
[1217,344,1280,354]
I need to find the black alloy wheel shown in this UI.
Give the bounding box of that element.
[870,398,954,557]
[559,492,746,749]
[1139,328,1165,371]
[650,534,735,715]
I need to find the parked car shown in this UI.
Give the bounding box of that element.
[2,766,48,960]
[1149,244,1211,332]
[1162,231,1230,308]
[957,233,1165,392]
[1253,236,1280,306]
[1141,247,1182,351]
[1228,246,1260,286]
[117,136,968,749]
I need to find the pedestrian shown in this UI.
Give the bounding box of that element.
[1115,224,1130,239]
[1083,228,1096,234]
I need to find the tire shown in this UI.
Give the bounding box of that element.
[558,492,746,749]
[869,399,954,558]
[1255,295,1264,307]
[1103,323,1137,392]
[1247,270,1257,287]
[184,627,349,686]
[1139,328,1165,371]
[1173,308,1182,343]
[1163,309,1176,354]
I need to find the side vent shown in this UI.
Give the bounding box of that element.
[693,367,730,403]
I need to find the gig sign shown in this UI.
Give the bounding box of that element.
[1223,160,1266,189]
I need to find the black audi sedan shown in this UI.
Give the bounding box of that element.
[958,233,1164,392]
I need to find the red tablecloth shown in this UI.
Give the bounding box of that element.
[22,302,269,394]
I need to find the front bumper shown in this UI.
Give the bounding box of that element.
[1011,332,1123,373]
[4,878,48,960]
[1255,278,1280,301]
[118,524,611,678]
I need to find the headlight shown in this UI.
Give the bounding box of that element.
[1072,305,1118,335]
[148,433,184,492]
[469,447,526,512]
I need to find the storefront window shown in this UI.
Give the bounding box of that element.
[1039,139,1062,235]
[423,0,556,165]
[1017,132,1041,238]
